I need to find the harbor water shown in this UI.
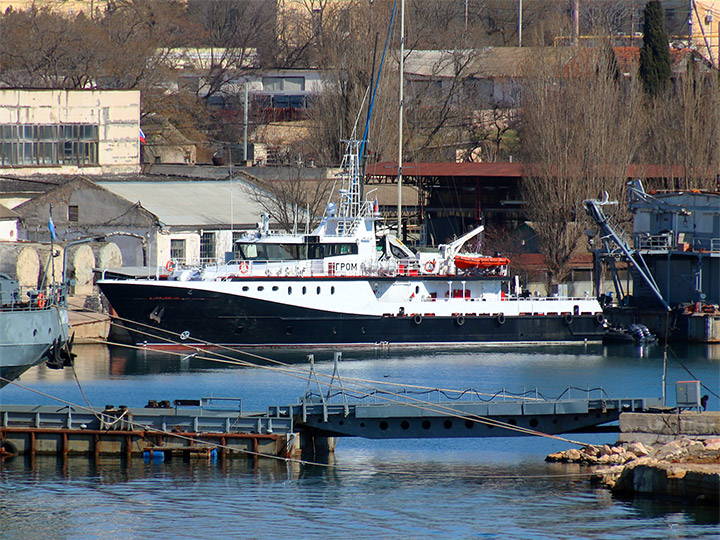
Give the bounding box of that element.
[2,342,719,539]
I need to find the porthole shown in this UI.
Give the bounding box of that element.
[508,418,517,426]
[379,421,389,431]
[33,329,37,337]
[360,422,366,428]
[443,420,453,429]
[331,286,335,294]
[464,420,474,429]
[316,286,321,294]
[422,420,431,430]
[339,420,344,426]
[288,287,292,295]
[272,286,279,291]
[286,326,293,335]
[415,286,420,294]
[258,286,264,291]
[302,286,307,295]
[401,420,410,430]
[242,286,249,292]
[529,418,539,428]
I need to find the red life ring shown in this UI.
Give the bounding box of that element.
[424,260,436,272]
[165,259,176,272]
[239,261,249,274]
[37,292,46,308]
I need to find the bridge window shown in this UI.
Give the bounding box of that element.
[236,242,306,261]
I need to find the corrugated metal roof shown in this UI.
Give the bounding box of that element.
[0,203,18,219]
[366,161,523,178]
[404,46,711,81]
[97,180,266,228]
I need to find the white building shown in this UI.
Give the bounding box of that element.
[0,89,141,175]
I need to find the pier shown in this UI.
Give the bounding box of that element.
[0,391,664,460]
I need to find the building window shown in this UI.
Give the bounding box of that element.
[232,231,242,260]
[0,123,99,167]
[262,76,305,92]
[68,205,79,222]
[170,239,186,263]
[200,232,215,264]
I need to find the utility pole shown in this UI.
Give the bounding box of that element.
[518,0,523,47]
[688,0,694,48]
[572,0,579,46]
[243,82,248,163]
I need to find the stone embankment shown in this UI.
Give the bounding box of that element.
[547,437,720,504]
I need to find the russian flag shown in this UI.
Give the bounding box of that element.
[374,197,380,216]
[139,128,146,145]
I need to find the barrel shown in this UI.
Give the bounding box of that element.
[65,244,96,287]
[91,242,123,270]
[0,243,40,291]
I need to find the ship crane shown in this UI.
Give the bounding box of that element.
[583,185,670,311]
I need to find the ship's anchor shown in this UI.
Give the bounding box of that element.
[44,333,76,370]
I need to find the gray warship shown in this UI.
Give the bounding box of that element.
[0,273,73,388]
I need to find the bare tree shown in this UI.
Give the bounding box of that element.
[185,0,275,100]
[641,59,720,191]
[519,44,642,293]
[246,168,334,232]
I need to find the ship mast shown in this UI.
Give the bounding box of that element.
[396,0,404,239]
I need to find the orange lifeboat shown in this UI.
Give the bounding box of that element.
[454,255,510,270]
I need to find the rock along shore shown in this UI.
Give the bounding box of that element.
[547,437,720,504]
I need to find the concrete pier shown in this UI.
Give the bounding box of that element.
[547,411,720,504]
[618,411,720,445]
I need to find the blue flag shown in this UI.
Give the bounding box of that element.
[48,215,56,240]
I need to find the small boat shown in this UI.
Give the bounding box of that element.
[603,324,657,344]
[454,255,510,271]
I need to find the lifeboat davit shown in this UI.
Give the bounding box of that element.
[454,254,510,270]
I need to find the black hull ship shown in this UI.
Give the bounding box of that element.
[99,141,606,348]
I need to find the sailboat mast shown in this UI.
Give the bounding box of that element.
[397,0,404,239]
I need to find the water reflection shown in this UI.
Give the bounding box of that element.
[18,342,719,383]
